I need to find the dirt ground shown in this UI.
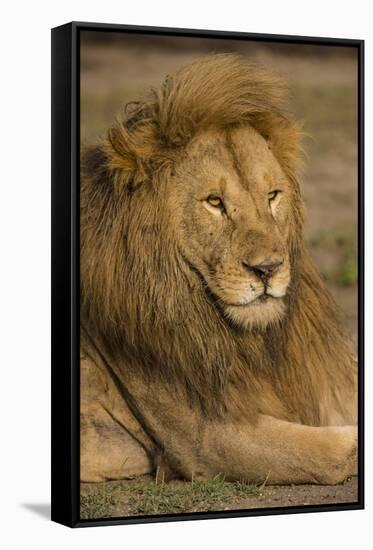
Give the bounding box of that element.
[80,34,359,519]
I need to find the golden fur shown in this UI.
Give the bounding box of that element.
[80,54,357,485]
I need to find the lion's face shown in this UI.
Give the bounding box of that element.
[169,125,293,329]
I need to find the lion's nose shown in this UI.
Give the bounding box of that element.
[243,260,283,281]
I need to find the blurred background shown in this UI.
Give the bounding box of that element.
[80,31,358,341]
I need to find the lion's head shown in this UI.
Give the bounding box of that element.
[166,124,296,329]
[82,54,303,333]
[81,54,353,420]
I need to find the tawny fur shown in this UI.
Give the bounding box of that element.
[80,54,357,485]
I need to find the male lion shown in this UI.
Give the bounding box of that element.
[80,54,357,485]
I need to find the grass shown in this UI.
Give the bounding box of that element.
[80,484,119,520]
[80,476,262,519]
[308,225,357,287]
[336,248,357,287]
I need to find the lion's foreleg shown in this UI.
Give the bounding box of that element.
[86,351,357,486]
[192,415,357,485]
[117,386,357,485]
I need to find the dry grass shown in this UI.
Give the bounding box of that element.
[80,475,358,519]
[80,476,261,519]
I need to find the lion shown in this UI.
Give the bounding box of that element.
[80,54,357,486]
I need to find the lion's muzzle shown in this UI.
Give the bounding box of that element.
[242,259,284,286]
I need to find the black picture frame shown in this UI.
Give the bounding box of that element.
[51,21,365,528]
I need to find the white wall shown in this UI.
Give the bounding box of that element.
[0,1,370,548]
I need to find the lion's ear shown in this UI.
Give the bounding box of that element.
[102,119,156,193]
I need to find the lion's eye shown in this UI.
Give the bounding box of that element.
[207,195,225,209]
[268,190,280,202]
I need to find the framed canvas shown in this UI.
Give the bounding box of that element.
[51,21,364,528]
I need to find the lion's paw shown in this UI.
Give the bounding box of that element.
[319,425,357,485]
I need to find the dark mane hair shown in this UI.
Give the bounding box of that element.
[80,54,355,424]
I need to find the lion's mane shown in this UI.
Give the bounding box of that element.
[81,54,355,425]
